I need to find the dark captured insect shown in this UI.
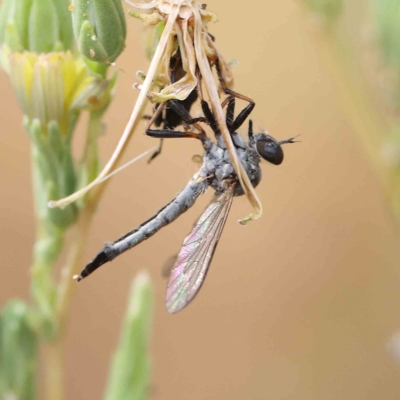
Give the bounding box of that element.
[145,32,216,162]
[75,72,296,313]
[145,51,198,162]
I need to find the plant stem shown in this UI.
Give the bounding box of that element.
[41,99,147,399]
[56,205,96,336]
[45,340,65,400]
[41,206,96,400]
[40,110,102,399]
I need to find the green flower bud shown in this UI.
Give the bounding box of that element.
[6,51,112,229]
[104,271,153,400]
[0,0,73,56]
[0,300,38,400]
[71,0,126,64]
[8,51,109,134]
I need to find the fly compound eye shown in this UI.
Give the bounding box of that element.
[256,138,284,165]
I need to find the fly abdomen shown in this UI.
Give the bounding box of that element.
[75,176,209,282]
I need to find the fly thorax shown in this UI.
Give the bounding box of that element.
[208,158,234,193]
[234,148,262,196]
[215,164,234,181]
[205,141,262,195]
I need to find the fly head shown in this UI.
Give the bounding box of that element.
[251,133,296,165]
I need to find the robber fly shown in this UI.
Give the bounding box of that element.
[75,76,296,312]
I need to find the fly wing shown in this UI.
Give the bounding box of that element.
[166,184,235,313]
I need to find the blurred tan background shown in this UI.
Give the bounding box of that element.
[2,1,400,399]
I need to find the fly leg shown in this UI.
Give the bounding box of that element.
[147,139,164,163]
[200,99,221,139]
[192,69,223,140]
[248,119,254,140]
[145,97,202,162]
[215,58,255,132]
[145,101,167,163]
[145,99,208,143]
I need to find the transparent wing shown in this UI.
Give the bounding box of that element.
[166,184,235,313]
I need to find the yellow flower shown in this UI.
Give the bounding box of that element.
[8,51,109,134]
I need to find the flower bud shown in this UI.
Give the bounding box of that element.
[7,51,112,229]
[8,51,109,133]
[71,0,127,64]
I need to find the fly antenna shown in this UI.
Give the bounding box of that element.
[48,146,157,209]
[278,134,301,145]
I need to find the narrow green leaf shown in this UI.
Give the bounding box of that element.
[104,271,154,400]
[0,300,38,400]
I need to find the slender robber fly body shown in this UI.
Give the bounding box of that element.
[75,73,296,312]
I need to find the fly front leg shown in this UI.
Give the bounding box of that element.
[200,99,222,139]
[145,101,167,163]
[215,58,255,132]
[194,69,223,140]
[147,138,164,163]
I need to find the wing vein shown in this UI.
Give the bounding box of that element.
[166,184,235,313]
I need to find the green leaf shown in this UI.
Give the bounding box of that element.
[29,120,78,229]
[0,300,38,400]
[104,271,154,400]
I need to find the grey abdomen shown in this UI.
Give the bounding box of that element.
[106,178,209,260]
